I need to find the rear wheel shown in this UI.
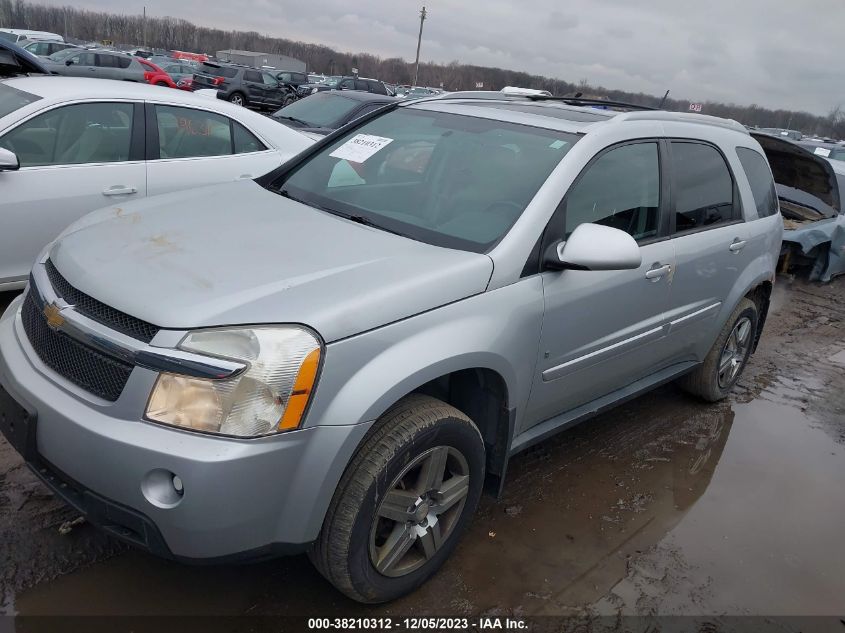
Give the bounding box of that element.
[155,80,169,87]
[677,297,758,402]
[228,92,246,106]
[309,394,484,603]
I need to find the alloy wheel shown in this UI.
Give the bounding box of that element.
[369,446,470,578]
[718,316,752,388]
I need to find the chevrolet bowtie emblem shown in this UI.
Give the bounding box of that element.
[43,302,65,330]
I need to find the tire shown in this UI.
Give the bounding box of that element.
[155,81,169,87]
[677,297,758,402]
[309,394,485,603]
[228,92,246,107]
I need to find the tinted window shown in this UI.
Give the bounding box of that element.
[277,72,292,82]
[96,54,118,68]
[273,92,362,128]
[563,142,660,241]
[736,148,778,218]
[233,122,266,154]
[368,81,388,95]
[0,84,42,119]
[0,102,133,167]
[276,108,578,252]
[243,70,262,83]
[155,106,232,159]
[339,78,355,90]
[671,142,735,232]
[199,63,237,78]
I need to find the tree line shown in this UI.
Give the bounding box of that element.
[3,0,844,138]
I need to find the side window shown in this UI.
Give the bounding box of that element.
[155,105,233,159]
[72,52,95,66]
[563,142,660,241]
[96,54,117,68]
[233,122,267,154]
[0,102,134,167]
[278,72,291,82]
[355,80,370,92]
[670,142,735,233]
[369,81,388,95]
[116,56,131,69]
[339,78,355,90]
[261,73,278,87]
[243,70,262,83]
[736,148,778,218]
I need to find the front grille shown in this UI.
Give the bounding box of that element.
[21,292,133,402]
[45,260,159,343]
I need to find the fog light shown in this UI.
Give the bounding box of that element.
[141,469,185,509]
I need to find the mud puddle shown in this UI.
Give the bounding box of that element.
[2,278,845,619]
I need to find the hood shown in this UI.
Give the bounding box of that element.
[49,180,493,342]
[0,40,48,76]
[752,132,840,219]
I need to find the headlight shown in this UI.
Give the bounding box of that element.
[146,327,322,437]
[311,87,318,94]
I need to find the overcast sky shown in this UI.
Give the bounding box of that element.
[71,0,838,115]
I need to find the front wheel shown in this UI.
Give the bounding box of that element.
[677,297,758,402]
[309,394,485,603]
[228,92,246,106]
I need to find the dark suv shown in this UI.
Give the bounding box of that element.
[193,61,293,109]
[337,76,389,95]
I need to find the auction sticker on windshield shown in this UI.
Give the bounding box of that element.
[330,134,394,163]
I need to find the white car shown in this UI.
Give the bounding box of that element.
[0,76,314,290]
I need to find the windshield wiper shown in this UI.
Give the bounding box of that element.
[344,214,409,238]
[277,189,408,238]
[274,115,310,127]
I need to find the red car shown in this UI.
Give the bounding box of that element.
[137,58,176,88]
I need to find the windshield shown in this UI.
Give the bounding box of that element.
[271,107,579,252]
[0,83,42,119]
[274,92,361,128]
[47,47,78,61]
[324,76,340,88]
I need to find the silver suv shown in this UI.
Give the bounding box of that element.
[0,96,783,603]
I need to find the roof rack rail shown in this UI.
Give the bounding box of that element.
[614,110,748,133]
[523,95,657,111]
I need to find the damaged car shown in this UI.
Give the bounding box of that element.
[753,132,845,282]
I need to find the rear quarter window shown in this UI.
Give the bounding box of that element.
[736,147,779,218]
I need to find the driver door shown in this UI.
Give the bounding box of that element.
[524,140,676,429]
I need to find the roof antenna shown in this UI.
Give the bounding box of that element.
[659,89,670,109]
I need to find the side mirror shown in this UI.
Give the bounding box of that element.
[544,223,642,271]
[0,147,20,171]
[65,58,74,66]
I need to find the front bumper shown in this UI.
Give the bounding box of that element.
[0,294,371,560]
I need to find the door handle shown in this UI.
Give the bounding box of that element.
[102,185,138,196]
[645,264,671,280]
[729,239,747,253]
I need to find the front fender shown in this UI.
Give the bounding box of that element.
[289,278,544,541]
[307,276,545,430]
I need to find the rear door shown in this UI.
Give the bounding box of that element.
[242,70,266,105]
[0,101,145,285]
[662,140,751,363]
[145,103,280,196]
[525,140,676,428]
